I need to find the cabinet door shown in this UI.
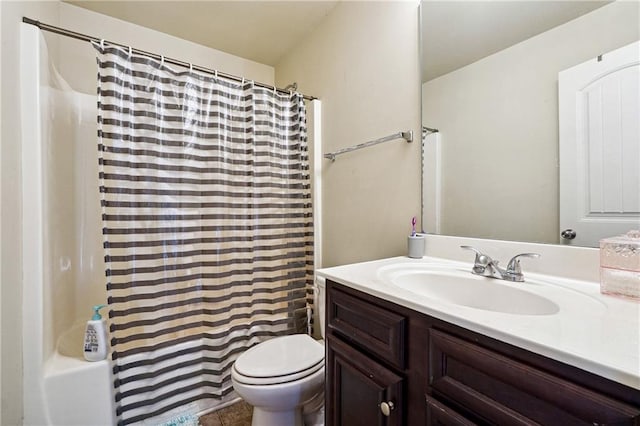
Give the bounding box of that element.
[327,335,403,426]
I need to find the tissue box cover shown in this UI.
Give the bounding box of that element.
[600,230,640,300]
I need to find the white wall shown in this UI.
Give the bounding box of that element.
[276,1,422,267]
[422,1,640,244]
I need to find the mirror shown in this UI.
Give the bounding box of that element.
[420,1,640,247]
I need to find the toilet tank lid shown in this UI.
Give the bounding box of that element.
[235,334,324,378]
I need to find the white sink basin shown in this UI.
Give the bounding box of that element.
[377,264,576,315]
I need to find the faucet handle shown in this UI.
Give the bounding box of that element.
[460,246,493,273]
[506,253,540,275]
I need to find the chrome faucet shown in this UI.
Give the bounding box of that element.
[461,246,540,282]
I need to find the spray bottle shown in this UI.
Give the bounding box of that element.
[83,304,108,362]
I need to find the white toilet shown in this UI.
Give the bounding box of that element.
[231,278,326,426]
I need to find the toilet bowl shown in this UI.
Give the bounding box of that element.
[231,277,326,426]
[232,334,324,426]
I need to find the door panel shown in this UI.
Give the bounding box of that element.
[559,40,640,246]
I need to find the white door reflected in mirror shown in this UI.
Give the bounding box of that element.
[559,41,640,247]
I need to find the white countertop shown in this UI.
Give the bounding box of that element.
[317,255,640,390]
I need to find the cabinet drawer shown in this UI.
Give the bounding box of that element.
[328,283,406,369]
[425,395,476,426]
[429,328,640,425]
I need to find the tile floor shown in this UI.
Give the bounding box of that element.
[199,401,253,426]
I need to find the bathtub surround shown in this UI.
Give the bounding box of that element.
[2,5,58,423]
[96,43,313,424]
[20,25,117,425]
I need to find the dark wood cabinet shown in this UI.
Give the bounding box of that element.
[429,329,640,425]
[327,335,403,426]
[326,284,407,425]
[325,279,640,426]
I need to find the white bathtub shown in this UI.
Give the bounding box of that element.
[43,325,116,425]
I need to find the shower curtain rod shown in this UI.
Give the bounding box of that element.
[22,17,318,101]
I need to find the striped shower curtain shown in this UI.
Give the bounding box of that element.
[94,43,313,425]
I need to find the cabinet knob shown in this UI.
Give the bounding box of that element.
[379,401,395,416]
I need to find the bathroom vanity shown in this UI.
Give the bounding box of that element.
[318,244,640,425]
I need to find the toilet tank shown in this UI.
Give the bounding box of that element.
[313,276,326,339]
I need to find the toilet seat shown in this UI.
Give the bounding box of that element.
[233,358,324,385]
[233,334,325,385]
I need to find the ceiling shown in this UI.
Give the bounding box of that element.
[421,1,611,82]
[65,1,340,66]
[66,0,612,79]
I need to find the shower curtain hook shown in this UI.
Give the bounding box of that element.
[128,46,132,57]
[160,55,165,67]
[189,63,193,72]
[100,39,105,49]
